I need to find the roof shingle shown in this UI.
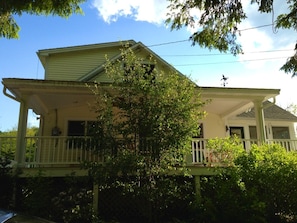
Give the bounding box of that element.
[237,101,297,121]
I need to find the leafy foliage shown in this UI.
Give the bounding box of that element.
[21,170,54,217]
[280,56,297,77]
[85,45,205,221]
[51,176,95,223]
[0,0,85,39]
[206,136,245,165]
[286,103,297,115]
[166,0,246,55]
[0,154,15,209]
[200,142,297,223]
[0,127,39,161]
[166,0,297,76]
[88,44,205,162]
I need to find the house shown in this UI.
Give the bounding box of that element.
[1,40,297,177]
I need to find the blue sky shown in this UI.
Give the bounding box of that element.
[0,0,297,131]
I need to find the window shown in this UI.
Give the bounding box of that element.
[229,127,244,139]
[249,126,257,139]
[272,126,290,139]
[123,63,155,82]
[67,120,98,149]
[67,120,97,136]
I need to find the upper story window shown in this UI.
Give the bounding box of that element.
[123,63,155,82]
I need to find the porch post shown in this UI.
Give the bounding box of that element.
[93,183,99,214]
[194,175,201,201]
[15,100,28,166]
[253,99,266,144]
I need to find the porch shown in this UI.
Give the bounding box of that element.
[1,136,297,171]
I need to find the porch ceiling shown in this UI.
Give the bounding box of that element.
[200,86,280,118]
[29,93,95,114]
[2,78,100,114]
[2,79,280,118]
[202,98,253,118]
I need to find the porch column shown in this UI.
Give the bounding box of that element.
[194,175,201,201]
[15,100,28,166]
[93,183,99,214]
[253,99,266,144]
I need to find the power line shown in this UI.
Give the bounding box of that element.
[147,23,275,48]
[148,39,189,47]
[160,49,293,57]
[173,56,290,66]
[239,24,273,31]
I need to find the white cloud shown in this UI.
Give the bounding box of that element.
[236,0,294,70]
[237,21,274,69]
[92,0,169,24]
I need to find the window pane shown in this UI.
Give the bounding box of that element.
[68,121,85,136]
[249,126,257,139]
[272,127,290,139]
[230,127,244,138]
[86,121,100,136]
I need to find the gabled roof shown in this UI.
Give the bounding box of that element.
[77,41,183,82]
[37,40,183,82]
[237,101,297,121]
[37,40,137,68]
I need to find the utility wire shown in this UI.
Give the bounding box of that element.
[148,23,274,48]
[148,39,189,47]
[146,23,292,66]
[174,56,290,66]
[239,24,273,31]
[161,49,293,57]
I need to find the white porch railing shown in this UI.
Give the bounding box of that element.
[191,138,297,165]
[0,136,105,167]
[1,136,297,167]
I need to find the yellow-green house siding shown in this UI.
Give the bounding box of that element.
[44,47,120,81]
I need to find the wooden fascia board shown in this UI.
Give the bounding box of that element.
[37,40,136,69]
[200,87,280,100]
[2,78,110,96]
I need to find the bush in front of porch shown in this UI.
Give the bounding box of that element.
[199,142,297,223]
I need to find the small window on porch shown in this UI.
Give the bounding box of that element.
[249,126,257,139]
[67,120,98,149]
[230,127,244,139]
[272,126,290,139]
[67,120,98,136]
[249,125,269,139]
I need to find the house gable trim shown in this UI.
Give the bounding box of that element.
[37,40,136,68]
[78,41,184,82]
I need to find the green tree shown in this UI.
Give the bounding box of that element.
[0,0,85,39]
[286,103,297,116]
[85,45,205,221]
[200,141,297,223]
[166,0,297,76]
[0,127,38,160]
